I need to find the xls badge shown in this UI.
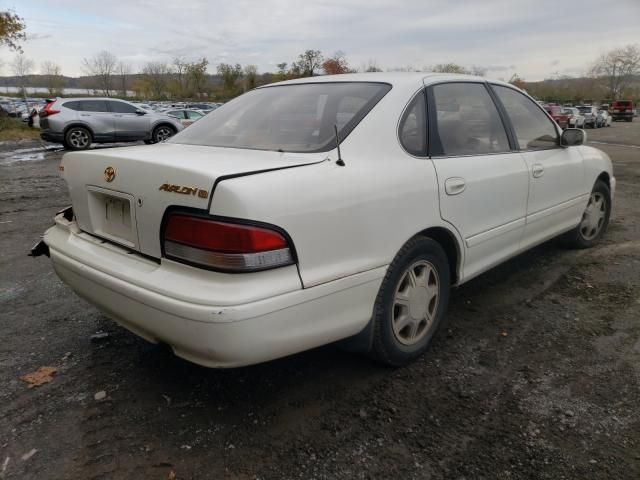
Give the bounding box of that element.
[159,183,209,199]
[104,166,116,182]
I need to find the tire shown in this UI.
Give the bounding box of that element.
[370,237,451,366]
[144,140,153,145]
[561,180,611,249]
[64,127,92,150]
[152,125,176,143]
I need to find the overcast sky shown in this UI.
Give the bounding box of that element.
[4,0,640,81]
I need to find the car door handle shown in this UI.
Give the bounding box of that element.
[80,114,90,117]
[444,177,466,195]
[532,164,544,178]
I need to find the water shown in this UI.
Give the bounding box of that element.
[1,86,135,96]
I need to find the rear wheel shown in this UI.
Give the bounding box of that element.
[64,127,92,150]
[370,237,450,366]
[562,180,611,249]
[152,125,176,143]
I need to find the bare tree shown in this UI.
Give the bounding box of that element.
[590,44,640,99]
[82,50,117,96]
[362,60,382,72]
[116,61,131,97]
[41,60,64,95]
[10,53,34,99]
[141,61,171,98]
[173,57,189,97]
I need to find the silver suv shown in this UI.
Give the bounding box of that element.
[39,98,184,150]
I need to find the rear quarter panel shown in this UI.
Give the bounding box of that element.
[210,86,460,288]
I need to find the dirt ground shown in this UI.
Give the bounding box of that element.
[1,121,639,480]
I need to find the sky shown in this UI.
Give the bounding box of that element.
[2,0,639,81]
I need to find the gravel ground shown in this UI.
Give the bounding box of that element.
[1,122,639,480]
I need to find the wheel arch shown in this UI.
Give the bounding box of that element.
[152,121,178,133]
[596,171,610,189]
[63,122,95,139]
[414,226,462,285]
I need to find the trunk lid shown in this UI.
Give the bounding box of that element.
[61,143,325,258]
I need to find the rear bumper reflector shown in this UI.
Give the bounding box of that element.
[165,241,294,272]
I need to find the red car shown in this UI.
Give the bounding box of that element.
[543,104,570,129]
[611,100,634,122]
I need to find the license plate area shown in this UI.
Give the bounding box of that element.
[87,186,138,249]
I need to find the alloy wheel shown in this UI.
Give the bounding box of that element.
[69,129,90,148]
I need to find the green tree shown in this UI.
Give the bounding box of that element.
[0,10,26,52]
[292,50,323,77]
[244,64,258,90]
[217,63,243,93]
[187,58,209,97]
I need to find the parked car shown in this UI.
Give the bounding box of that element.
[543,104,570,129]
[563,107,585,128]
[610,100,634,122]
[164,108,206,127]
[597,109,612,127]
[39,98,184,150]
[576,105,600,128]
[34,74,614,368]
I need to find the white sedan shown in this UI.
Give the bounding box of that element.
[36,73,615,368]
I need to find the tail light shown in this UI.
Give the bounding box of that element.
[163,214,295,272]
[39,102,60,118]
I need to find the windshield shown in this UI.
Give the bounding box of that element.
[169,82,391,153]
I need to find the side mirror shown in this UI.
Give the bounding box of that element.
[135,109,147,115]
[561,128,586,147]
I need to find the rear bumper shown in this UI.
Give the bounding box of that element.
[611,113,633,120]
[43,215,384,367]
[40,130,64,143]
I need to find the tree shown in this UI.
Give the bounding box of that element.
[116,61,131,97]
[431,63,470,74]
[187,58,208,97]
[509,74,526,90]
[217,63,243,93]
[41,61,64,95]
[322,51,352,75]
[244,64,258,90]
[82,50,117,96]
[590,44,640,100]
[292,50,323,77]
[0,10,26,52]
[10,53,33,98]
[141,61,171,98]
[363,60,383,72]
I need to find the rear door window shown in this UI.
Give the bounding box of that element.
[110,101,138,114]
[79,100,109,113]
[492,85,559,150]
[64,101,81,111]
[431,82,510,156]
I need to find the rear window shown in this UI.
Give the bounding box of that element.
[170,82,391,153]
[79,100,109,113]
[63,101,81,111]
[614,101,632,107]
[577,106,592,114]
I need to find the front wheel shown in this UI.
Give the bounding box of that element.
[152,125,176,143]
[370,237,451,366]
[561,180,611,249]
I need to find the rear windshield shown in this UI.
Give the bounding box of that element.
[614,101,632,106]
[577,106,592,113]
[169,82,391,153]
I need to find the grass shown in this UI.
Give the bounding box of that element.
[0,116,41,142]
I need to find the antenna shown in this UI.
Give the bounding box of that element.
[334,124,345,166]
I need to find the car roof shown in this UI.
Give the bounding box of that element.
[59,97,131,102]
[262,72,516,91]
